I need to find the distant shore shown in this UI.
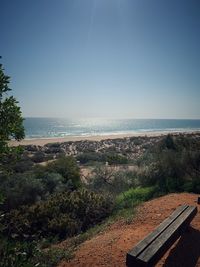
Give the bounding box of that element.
[9,130,200,146]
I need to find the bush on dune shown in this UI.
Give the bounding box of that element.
[0,238,72,267]
[0,156,82,212]
[13,159,34,173]
[0,171,71,212]
[0,172,44,211]
[1,189,113,240]
[46,156,81,188]
[89,166,138,195]
[76,152,105,164]
[105,153,128,165]
[77,152,128,165]
[137,135,200,194]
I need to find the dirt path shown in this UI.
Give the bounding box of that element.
[58,193,200,267]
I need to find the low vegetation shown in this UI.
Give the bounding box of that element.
[2,189,113,240]
[0,134,200,266]
[116,186,157,210]
[77,151,128,165]
[137,134,200,193]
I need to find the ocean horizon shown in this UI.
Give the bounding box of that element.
[23,118,200,139]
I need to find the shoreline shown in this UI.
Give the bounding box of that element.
[9,130,200,146]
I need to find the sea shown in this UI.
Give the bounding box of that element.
[23,118,200,139]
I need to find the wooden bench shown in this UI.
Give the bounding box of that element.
[126,205,197,267]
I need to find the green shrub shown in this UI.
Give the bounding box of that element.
[76,152,128,165]
[0,239,36,267]
[32,152,46,163]
[165,176,184,192]
[77,152,105,164]
[0,238,72,267]
[129,137,144,145]
[89,167,138,195]
[33,247,74,267]
[1,189,113,240]
[0,171,69,211]
[0,173,44,211]
[182,177,200,193]
[160,134,176,150]
[105,153,128,165]
[35,172,67,194]
[137,134,200,194]
[0,169,73,212]
[13,159,34,173]
[47,156,81,188]
[116,186,157,210]
[0,157,81,212]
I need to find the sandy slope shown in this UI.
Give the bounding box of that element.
[58,193,200,267]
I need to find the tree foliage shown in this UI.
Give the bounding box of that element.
[0,60,25,155]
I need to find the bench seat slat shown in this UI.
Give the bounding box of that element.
[126,205,197,267]
[138,206,197,266]
[128,205,188,258]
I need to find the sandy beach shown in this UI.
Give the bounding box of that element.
[9,131,187,146]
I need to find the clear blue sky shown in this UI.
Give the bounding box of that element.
[1,0,200,119]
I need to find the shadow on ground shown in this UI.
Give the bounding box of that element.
[163,227,200,267]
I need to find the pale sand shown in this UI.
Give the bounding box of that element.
[9,130,195,147]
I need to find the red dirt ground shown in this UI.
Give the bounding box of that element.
[58,193,200,267]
